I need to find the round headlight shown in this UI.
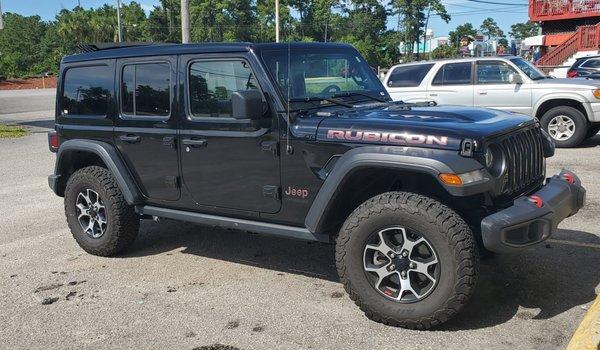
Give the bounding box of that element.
[486,145,506,178]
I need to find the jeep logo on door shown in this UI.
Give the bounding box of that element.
[326,130,448,146]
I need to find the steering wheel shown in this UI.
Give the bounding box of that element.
[321,84,341,94]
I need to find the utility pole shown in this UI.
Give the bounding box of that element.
[116,0,123,42]
[0,0,4,30]
[275,0,280,42]
[181,0,190,43]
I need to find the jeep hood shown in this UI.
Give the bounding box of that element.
[309,105,535,151]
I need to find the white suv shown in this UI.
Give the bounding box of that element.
[384,56,600,147]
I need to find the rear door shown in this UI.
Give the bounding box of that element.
[114,56,180,201]
[178,53,281,214]
[474,60,532,115]
[426,62,474,106]
[384,63,434,102]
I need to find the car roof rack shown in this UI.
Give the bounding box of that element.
[75,42,163,53]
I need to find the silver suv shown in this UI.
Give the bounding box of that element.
[384,56,600,147]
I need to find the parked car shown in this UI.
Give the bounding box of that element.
[567,54,600,79]
[384,56,600,147]
[48,43,585,329]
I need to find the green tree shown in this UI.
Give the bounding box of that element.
[431,44,457,59]
[480,17,504,40]
[448,23,476,47]
[0,13,48,77]
[509,21,540,40]
[391,0,450,59]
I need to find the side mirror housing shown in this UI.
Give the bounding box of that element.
[231,90,264,120]
[509,73,523,84]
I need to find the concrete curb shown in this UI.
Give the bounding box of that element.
[567,294,600,350]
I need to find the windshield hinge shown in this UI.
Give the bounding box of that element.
[460,139,477,157]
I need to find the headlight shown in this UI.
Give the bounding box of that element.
[593,89,600,99]
[486,144,506,178]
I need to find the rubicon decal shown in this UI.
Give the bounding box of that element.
[326,129,448,146]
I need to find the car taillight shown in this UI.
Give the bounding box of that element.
[567,70,578,78]
[48,131,59,152]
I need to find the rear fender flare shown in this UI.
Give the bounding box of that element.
[53,139,142,205]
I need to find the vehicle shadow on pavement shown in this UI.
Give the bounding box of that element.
[440,229,600,330]
[577,134,600,148]
[124,221,600,330]
[17,119,55,131]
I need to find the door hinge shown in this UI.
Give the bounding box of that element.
[163,136,176,149]
[261,141,279,157]
[165,176,179,188]
[262,185,280,199]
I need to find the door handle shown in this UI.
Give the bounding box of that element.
[182,138,208,148]
[119,134,141,143]
[478,91,488,95]
[429,93,438,96]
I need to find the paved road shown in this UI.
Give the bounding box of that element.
[0,92,599,349]
[0,89,55,115]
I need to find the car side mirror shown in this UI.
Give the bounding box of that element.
[231,90,264,120]
[509,73,523,84]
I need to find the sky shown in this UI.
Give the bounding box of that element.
[0,0,530,39]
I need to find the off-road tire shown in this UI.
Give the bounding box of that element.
[335,191,479,329]
[540,106,587,148]
[64,166,139,256]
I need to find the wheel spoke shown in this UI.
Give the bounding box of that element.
[396,274,420,300]
[401,228,425,255]
[364,264,394,289]
[410,258,438,283]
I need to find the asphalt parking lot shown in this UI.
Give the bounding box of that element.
[0,90,599,350]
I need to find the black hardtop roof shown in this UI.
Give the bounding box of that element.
[62,42,354,63]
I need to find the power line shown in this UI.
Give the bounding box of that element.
[463,0,528,5]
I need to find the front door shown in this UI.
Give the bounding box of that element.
[114,56,180,201]
[474,60,532,115]
[178,54,281,214]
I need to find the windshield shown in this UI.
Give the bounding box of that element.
[510,57,547,80]
[261,48,388,106]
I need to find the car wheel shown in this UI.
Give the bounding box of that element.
[335,191,479,329]
[64,166,139,256]
[540,106,587,148]
[585,124,600,139]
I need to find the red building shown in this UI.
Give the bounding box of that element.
[530,0,600,71]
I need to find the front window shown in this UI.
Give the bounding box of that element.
[261,48,387,107]
[510,57,546,80]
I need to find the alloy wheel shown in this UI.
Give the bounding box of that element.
[363,226,439,303]
[76,189,107,239]
[548,115,576,141]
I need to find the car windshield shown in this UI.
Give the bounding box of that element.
[261,48,388,108]
[509,57,547,80]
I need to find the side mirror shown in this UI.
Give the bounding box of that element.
[231,90,264,120]
[509,73,523,84]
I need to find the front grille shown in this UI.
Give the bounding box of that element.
[493,126,545,196]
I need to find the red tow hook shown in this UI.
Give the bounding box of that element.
[562,173,575,184]
[529,195,544,208]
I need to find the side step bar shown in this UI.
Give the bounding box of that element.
[139,206,331,243]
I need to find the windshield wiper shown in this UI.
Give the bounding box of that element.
[288,96,354,108]
[332,91,387,103]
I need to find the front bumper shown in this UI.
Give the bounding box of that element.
[481,170,586,253]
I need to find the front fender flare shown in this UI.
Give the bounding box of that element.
[304,146,491,234]
[51,139,142,205]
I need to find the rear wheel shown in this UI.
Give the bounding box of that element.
[540,106,587,148]
[64,166,139,256]
[335,191,479,329]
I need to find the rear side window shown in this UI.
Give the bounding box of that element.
[387,64,434,87]
[581,58,600,68]
[62,65,112,116]
[188,59,259,119]
[121,62,171,117]
[432,62,472,85]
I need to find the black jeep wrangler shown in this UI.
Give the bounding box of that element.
[48,42,586,329]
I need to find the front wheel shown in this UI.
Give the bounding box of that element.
[540,106,588,148]
[335,192,479,329]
